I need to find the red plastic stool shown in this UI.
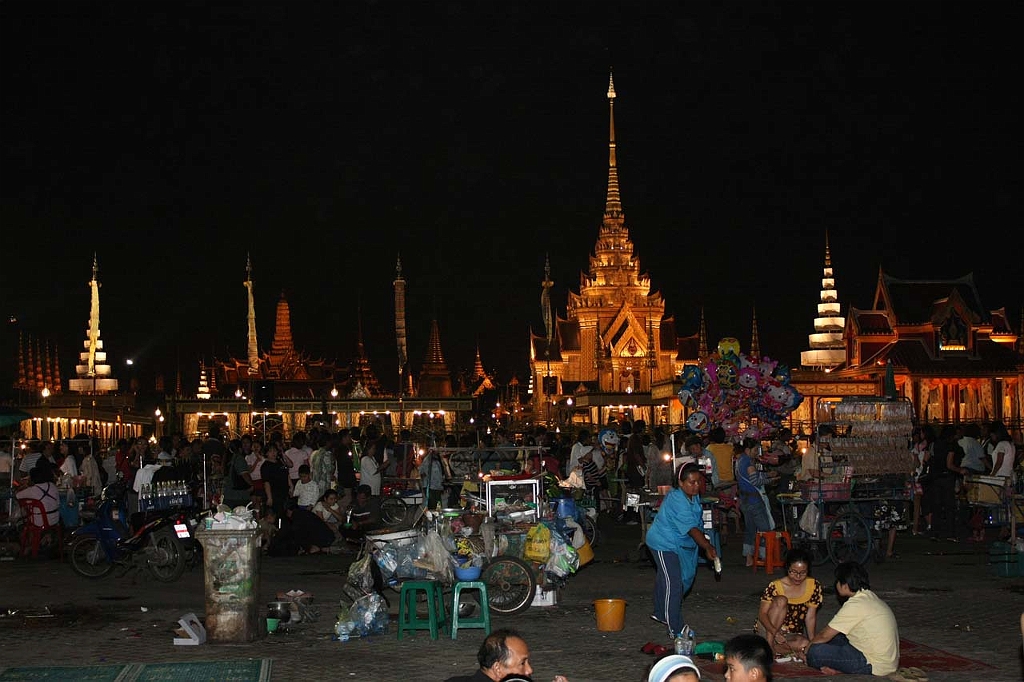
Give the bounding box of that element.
[751,531,792,574]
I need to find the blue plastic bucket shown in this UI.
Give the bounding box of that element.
[554,497,577,519]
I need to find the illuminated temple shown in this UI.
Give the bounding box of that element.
[530,74,698,426]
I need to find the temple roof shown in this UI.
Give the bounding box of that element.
[865,338,1022,375]
[876,272,986,325]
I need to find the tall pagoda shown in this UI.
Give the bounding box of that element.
[800,233,846,370]
[68,255,118,394]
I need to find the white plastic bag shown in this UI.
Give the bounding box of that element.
[799,502,820,537]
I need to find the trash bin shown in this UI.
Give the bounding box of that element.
[196,528,262,642]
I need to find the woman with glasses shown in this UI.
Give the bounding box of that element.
[757,548,822,662]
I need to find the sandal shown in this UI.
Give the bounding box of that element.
[641,642,659,655]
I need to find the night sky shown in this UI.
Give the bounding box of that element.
[2,2,1022,397]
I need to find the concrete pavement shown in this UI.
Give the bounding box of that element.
[0,518,1021,682]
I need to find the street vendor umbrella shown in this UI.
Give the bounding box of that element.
[0,407,31,428]
[884,360,897,400]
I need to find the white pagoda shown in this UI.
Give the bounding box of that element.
[800,234,846,370]
[68,255,119,394]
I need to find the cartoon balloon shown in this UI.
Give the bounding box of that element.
[686,411,711,435]
[718,337,741,358]
[773,363,791,385]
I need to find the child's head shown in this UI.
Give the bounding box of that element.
[298,464,311,480]
[648,654,701,682]
[323,489,339,505]
[724,634,772,682]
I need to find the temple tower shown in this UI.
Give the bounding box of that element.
[244,255,259,376]
[68,255,118,394]
[417,319,452,397]
[800,233,847,369]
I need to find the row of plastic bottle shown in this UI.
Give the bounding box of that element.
[674,624,695,655]
[139,480,189,499]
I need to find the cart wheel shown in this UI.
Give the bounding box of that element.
[794,538,830,566]
[826,511,872,565]
[582,515,599,549]
[380,497,408,526]
[481,556,537,616]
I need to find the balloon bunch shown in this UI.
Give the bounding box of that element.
[678,337,803,440]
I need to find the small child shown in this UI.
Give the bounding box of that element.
[257,508,278,553]
[647,654,702,682]
[724,634,773,682]
[292,464,321,509]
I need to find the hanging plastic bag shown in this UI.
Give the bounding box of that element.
[546,531,579,577]
[564,469,586,490]
[799,502,821,537]
[562,516,585,549]
[524,523,551,562]
[347,551,375,591]
[420,530,454,584]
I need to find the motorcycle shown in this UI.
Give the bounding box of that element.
[68,480,191,582]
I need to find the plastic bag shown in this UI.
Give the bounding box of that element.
[546,531,579,577]
[348,551,375,591]
[420,530,454,584]
[799,502,820,537]
[347,592,389,636]
[524,523,551,562]
[564,469,586,490]
[561,517,585,549]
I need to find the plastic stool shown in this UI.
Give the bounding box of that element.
[450,580,491,639]
[397,580,448,640]
[751,531,792,574]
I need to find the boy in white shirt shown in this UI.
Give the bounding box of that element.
[293,464,321,509]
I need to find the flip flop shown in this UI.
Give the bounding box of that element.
[906,667,928,680]
[641,642,659,655]
[651,645,669,657]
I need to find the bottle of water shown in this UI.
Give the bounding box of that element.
[674,625,695,656]
[674,631,686,655]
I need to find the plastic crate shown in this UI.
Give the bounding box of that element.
[987,541,1023,578]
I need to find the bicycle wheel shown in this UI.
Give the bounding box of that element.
[582,515,599,549]
[380,498,408,526]
[69,536,114,578]
[826,511,872,565]
[481,556,536,615]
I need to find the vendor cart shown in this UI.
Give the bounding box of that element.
[778,397,916,566]
[363,472,584,617]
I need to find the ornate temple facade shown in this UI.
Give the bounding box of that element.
[170,258,469,440]
[530,75,697,426]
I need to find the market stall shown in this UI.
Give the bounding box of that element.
[778,397,916,565]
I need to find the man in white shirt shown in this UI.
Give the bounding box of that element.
[567,430,602,477]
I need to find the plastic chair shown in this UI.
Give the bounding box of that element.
[751,530,791,574]
[450,581,491,639]
[17,498,63,561]
[397,580,448,640]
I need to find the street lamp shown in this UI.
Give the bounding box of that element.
[41,387,51,440]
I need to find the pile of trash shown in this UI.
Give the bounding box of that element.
[206,504,258,530]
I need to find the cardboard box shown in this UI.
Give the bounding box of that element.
[966,475,1007,505]
[173,612,207,645]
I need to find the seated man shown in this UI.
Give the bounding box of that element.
[341,484,382,540]
[803,561,899,676]
[444,627,568,682]
[16,464,61,527]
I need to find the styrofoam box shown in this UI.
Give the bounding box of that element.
[531,587,558,607]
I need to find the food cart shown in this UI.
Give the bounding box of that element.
[778,397,916,565]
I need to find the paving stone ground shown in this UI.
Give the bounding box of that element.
[0,518,1021,682]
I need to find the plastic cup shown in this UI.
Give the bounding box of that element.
[266,617,280,634]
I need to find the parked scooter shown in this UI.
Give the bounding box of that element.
[68,479,190,582]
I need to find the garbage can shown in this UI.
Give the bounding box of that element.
[196,528,262,642]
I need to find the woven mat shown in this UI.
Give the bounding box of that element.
[695,638,995,679]
[0,665,129,682]
[0,660,272,682]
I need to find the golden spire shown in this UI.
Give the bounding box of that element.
[751,306,761,358]
[698,308,709,358]
[824,229,832,268]
[244,254,259,376]
[16,331,26,390]
[604,69,623,221]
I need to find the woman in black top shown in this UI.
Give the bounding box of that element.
[260,443,291,519]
